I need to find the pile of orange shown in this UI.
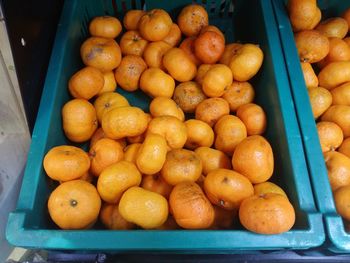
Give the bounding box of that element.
[43,4,295,234]
[288,0,350,223]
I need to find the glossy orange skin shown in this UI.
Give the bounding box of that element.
[89,16,122,38]
[194,31,225,64]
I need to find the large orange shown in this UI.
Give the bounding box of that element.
[43,145,90,182]
[48,180,101,229]
[177,4,208,37]
[239,193,295,234]
[138,9,173,41]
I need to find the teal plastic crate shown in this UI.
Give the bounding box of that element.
[6,0,324,251]
[272,0,350,253]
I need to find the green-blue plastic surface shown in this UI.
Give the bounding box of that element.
[272,0,350,253]
[6,0,324,251]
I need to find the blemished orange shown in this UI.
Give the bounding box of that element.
[204,169,254,210]
[138,9,173,41]
[232,135,274,184]
[239,193,295,234]
[89,138,124,177]
[119,31,148,56]
[195,98,230,127]
[169,182,215,229]
[162,23,182,47]
[202,64,233,97]
[179,37,202,66]
[184,119,214,150]
[102,106,149,139]
[140,68,175,98]
[149,97,185,121]
[214,115,247,155]
[339,138,350,158]
[163,48,197,82]
[194,31,225,64]
[324,151,350,191]
[173,81,207,113]
[48,180,101,229]
[97,160,142,204]
[222,81,255,112]
[253,182,288,198]
[177,4,208,37]
[161,149,202,185]
[118,186,169,229]
[147,116,187,149]
[194,146,232,175]
[141,173,173,199]
[236,103,267,135]
[80,37,121,72]
[114,55,147,92]
[123,10,146,31]
[62,99,98,143]
[43,145,90,182]
[334,185,350,221]
[89,16,122,39]
[98,71,117,94]
[94,91,129,123]
[143,41,172,70]
[100,203,135,230]
[68,66,104,100]
[124,143,142,165]
[316,121,344,152]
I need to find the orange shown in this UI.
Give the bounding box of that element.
[102,106,149,140]
[98,71,117,94]
[214,115,247,155]
[94,91,129,123]
[179,37,201,66]
[253,182,288,198]
[321,105,350,137]
[173,81,207,113]
[184,119,214,149]
[90,127,126,149]
[124,143,142,165]
[80,37,121,72]
[143,41,172,70]
[119,30,148,56]
[138,9,173,41]
[318,38,350,68]
[229,44,264,82]
[100,203,135,230]
[318,62,350,90]
[316,121,344,152]
[222,81,255,112]
[140,68,175,98]
[204,169,254,210]
[89,16,122,39]
[161,149,202,185]
[232,135,274,184]
[220,43,243,66]
[202,64,233,97]
[339,138,350,158]
[147,116,187,149]
[334,185,350,221]
[169,182,214,229]
[194,146,232,175]
[136,133,168,175]
[149,97,185,121]
[123,10,146,31]
[239,193,295,234]
[62,99,98,142]
[162,23,182,47]
[316,17,349,39]
[307,87,332,119]
[331,82,350,106]
[301,62,318,89]
[68,66,104,100]
[141,173,173,199]
[324,151,350,191]
[195,64,213,85]
[194,31,225,64]
[163,48,197,82]
[43,145,90,182]
[97,160,142,204]
[114,55,147,92]
[89,138,124,177]
[236,103,267,135]
[177,4,208,37]
[195,98,230,127]
[48,180,101,229]
[288,0,321,32]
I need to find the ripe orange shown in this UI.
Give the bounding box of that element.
[184,119,214,149]
[138,9,173,41]
[316,121,343,152]
[119,31,148,56]
[222,81,255,112]
[195,98,230,127]
[177,4,208,37]
[89,16,122,39]
[236,103,267,135]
